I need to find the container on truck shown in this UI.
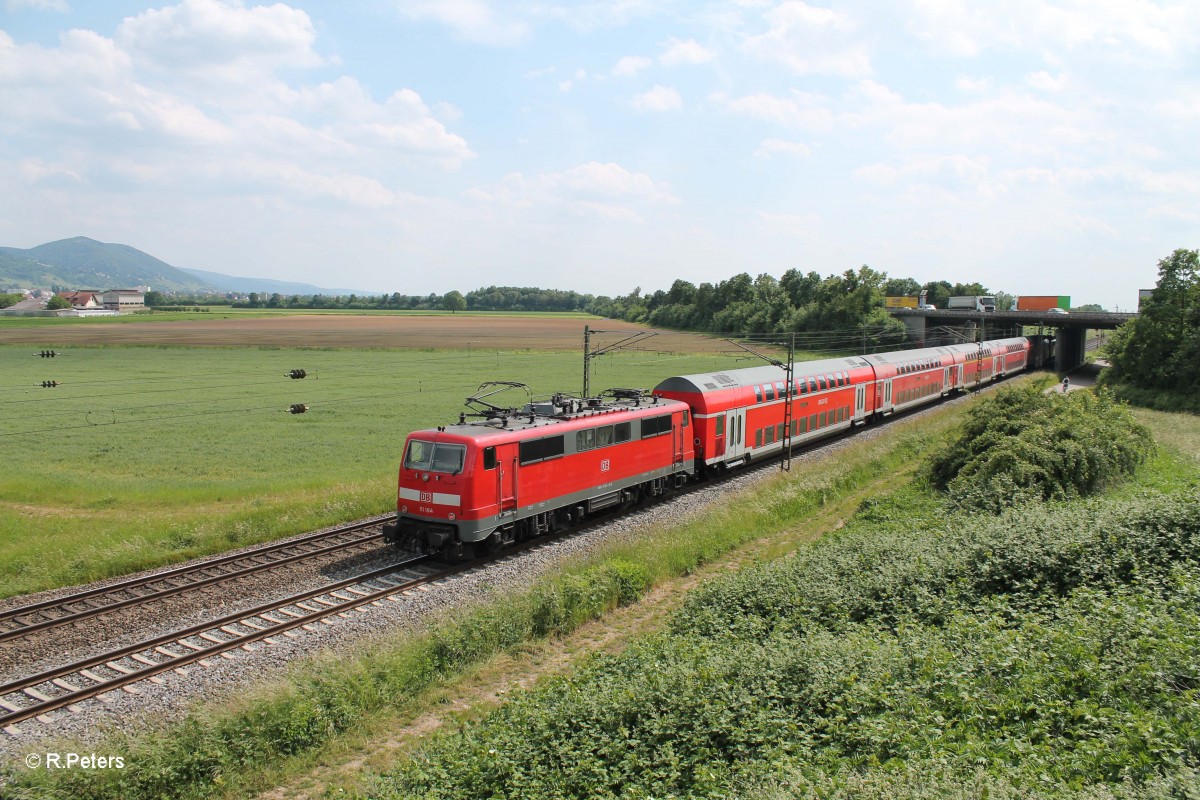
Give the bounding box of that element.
[1017,295,1070,311]
[947,295,996,312]
[885,296,918,309]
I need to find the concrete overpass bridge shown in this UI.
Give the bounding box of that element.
[887,308,1137,371]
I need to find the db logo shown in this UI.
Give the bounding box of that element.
[600,459,611,473]
[420,491,433,503]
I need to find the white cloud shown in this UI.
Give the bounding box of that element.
[613,55,652,76]
[906,0,1200,62]
[659,37,712,66]
[6,0,68,10]
[469,161,679,220]
[632,85,682,112]
[393,0,530,46]
[116,0,324,78]
[711,90,835,131]
[754,138,812,158]
[1026,70,1069,92]
[741,1,871,77]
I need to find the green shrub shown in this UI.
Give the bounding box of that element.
[926,384,1154,512]
[374,493,1200,800]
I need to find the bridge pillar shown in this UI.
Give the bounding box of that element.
[1054,326,1088,371]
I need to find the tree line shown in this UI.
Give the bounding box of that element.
[1102,248,1199,410]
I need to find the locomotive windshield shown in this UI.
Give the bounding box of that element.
[404,440,466,475]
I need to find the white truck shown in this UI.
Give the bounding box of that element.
[947,295,996,312]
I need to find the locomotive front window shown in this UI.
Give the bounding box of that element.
[405,440,466,474]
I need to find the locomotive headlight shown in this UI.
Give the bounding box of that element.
[400,505,408,514]
[422,473,430,481]
[448,513,456,521]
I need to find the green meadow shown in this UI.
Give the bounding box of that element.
[0,343,733,598]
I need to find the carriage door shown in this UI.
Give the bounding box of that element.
[496,443,518,517]
[855,385,866,420]
[725,407,746,460]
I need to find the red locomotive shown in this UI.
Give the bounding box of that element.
[384,337,1031,557]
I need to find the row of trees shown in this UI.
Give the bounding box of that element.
[1103,248,1199,404]
[586,268,1004,350]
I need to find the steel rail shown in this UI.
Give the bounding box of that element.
[0,555,445,728]
[0,517,391,642]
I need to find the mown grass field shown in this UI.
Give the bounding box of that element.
[0,340,734,598]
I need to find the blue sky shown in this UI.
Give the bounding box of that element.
[1,0,1195,308]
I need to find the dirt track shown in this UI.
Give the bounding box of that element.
[0,314,724,352]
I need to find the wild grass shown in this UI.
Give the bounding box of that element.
[0,343,733,597]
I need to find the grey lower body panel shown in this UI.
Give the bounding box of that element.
[394,461,691,546]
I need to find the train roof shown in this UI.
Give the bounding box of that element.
[411,393,690,443]
[653,355,872,395]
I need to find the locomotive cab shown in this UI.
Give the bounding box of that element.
[386,432,482,558]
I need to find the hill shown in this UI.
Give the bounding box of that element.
[0,237,217,293]
[178,266,366,296]
[0,237,369,296]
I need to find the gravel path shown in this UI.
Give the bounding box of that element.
[0,389,985,760]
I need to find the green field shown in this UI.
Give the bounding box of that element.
[0,308,598,328]
[0,343,734,598]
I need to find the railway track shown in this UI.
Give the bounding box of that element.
[0,518,390,643]
[0,555,449,729]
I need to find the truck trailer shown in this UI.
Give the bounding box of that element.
[1016,295,1070,311]
[947,295,996,312]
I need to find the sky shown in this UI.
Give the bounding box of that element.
[1,1,1196,309]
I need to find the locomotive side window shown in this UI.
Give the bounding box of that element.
[615,422,632,443]
[483,446,496,470]
[641,415,672,438]
[519,436,565,465]
[596,426,615,447]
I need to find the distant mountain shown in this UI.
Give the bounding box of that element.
[0,237,217,293]
[0,237,369,296]
[178,267,367,296]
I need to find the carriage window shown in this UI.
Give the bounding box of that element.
[764,384,775,401]
[754,385,763,403]
[799,379,808,395]
[483,446,496,470]
[818,376,827,391]
[775,381,786,398]
[682,411,689,428]
[809,378,818,393]
[716,416,725,436]
[755,429,763,447]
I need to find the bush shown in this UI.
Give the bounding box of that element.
[925,384,1154,512]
